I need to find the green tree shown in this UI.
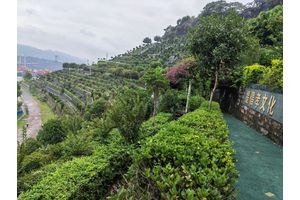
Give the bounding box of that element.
[84,99,107,121]
[189,11,250,109]
[154,35,162,43]
[141,67,169,116]
[23,71,32,80]
[17,82,22,97]
[37,119,67,145]
[248,5,283,47]
[108,88,148,144]
[143,37,152,44]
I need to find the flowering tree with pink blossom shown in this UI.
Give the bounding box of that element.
[166,58,197,113]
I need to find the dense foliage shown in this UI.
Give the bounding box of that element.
[189,11,251,109]
[109,101,238,199]
[108,88,149,144]
[18,133,133,200]
[36,119,66,145]
[18,1,283,199]
[242,59,283,90]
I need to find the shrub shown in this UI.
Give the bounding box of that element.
[189,95,205,111]
[62,114,83,134]
[139,112,173,141]
[37,119,67,146]
[23,138,42,155]
[159,89,181,113]
[109,107,238,199]
[261,59,283,89]
[242,63,266,86]
[18,143,133,200]
[63,134,93,157]
[20,151,51,173]
[108,88,148,144]
[200,100,221,112]
[84,99,107,121]
[18,163,58,195]
[259,47,282,66]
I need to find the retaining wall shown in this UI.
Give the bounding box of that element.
[228,86,283,145]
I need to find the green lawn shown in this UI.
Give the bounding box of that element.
[33,96,56,124]
[17,114,28,129]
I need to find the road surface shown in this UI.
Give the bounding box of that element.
[224,114,282,200]
[17,85,42,142]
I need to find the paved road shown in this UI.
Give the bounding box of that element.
[17,85,42,142]
[224,114,283,200]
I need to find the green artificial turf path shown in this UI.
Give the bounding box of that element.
[224,114,283,200]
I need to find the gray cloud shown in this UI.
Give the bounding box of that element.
[18,0,253,61]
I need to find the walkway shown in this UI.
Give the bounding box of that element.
[17,85,42,142]
[224,114,283,200]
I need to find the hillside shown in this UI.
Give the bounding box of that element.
[17,0,283,199]
[111,0,282,66]
[17,44,86,67]
[17,56,63,70]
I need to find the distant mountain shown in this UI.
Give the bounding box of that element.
[17,56,63,70]
[17,44,86,65]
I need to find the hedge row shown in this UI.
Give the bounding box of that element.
[110,101,238,199]
[18,141,132,200]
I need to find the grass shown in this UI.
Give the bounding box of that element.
[17,114,28,129]
[32,96,56,124]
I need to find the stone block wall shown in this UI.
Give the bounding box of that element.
[229,87,283,145]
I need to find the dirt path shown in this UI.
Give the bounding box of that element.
[17,85,42,142]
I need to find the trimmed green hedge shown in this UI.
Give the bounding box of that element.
[18,141,132,200]
[139,112,173,141]
[110,103,238,199]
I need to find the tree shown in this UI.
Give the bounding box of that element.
[17,82,22,97]
[154,35,162,43]
[248,5,282,47]
[166,58,198,112]
[23,71,32,80]
[108,88,148,144]
[37,119,67,145]
[201,0,245,17]
[84,99,107,121]
[143,37,152,44]
[141,67,169,116]
[189,11,250,110]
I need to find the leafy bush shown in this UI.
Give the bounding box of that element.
[62,114,83,134]
[23,138,42,155]
[108,88,148,144]
[20,151,51,174]
[18,143,132,200]
[63,134,93,157]
[189,95,205,111]
[109,106,238,199]
[18,163,58,195]
[260,59,283,89]
[242,63,266,86]
[84,99,107,121]
[37,119,67,146]
[139,112,173,141]
[200,100,221,112]
[259,47,282,66]
[159,89,182,113]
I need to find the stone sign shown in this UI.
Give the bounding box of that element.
[242,88,283,123]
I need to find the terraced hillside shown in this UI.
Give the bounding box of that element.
[30,61,142,114]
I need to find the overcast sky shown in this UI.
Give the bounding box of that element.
[18,0,252,62]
